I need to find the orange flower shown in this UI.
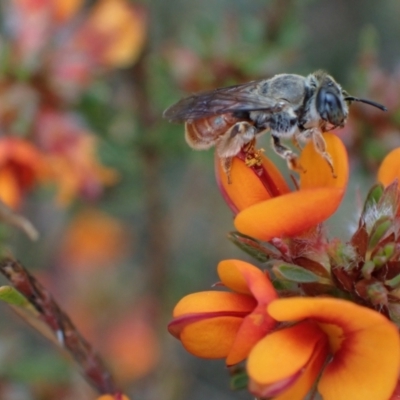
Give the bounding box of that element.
[37,111,118,205]
[247,297,400,400]
[42,134,118,205]
[0,137,44,208]
[378,147,400,188]
[103,314,160,383]
[59,209,129,271]
[219,133,349,241]
[168,260,278,366]
[78,0,147,68]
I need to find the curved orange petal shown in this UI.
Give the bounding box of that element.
[234,187,344,241]
[226,302,277,366]
[377,147,400,188]
[217,260,277,301]
[179,316,244,359]
[172,291,256,317]
[247,321,326,384]
[268,298,400,400]
[273,339,329,400]
[216,154,290,212]
[216,260,278,365]
[299,133,349,190]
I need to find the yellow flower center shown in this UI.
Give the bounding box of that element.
[317,322,344,354]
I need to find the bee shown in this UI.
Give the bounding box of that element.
[163,70,386,180]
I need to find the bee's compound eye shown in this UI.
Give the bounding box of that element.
[316,87,343,125]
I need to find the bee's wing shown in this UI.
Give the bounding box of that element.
[163,79,282,122]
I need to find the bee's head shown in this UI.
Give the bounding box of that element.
[312,71,387,129]
[315,76,348,128]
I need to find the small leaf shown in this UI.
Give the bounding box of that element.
[272,263,331,285]
[331,265,357,292]
[366,281,388,306]
[228,231,281,262]
[385,274,400,289]
[293,257,330,278]
[368,216,392,250]
[361,183,384,217]
[350,223,368,258]
[378,180,400,217]
[0,285,30,307]
[384,243,396,258]
[361,260,375,279]
[230,370,249,390]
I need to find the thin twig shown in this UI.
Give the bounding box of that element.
[0,257,117,394]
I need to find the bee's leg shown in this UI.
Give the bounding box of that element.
[216,121,257,158]
[293,128,313,144]
[292,132,302,150]
[271,134,305,173]
[311,130,337,178]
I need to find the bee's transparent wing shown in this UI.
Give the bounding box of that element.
[163,80,282,122]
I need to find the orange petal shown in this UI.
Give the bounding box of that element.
[226,302,277,365]
[249,335,328,400]
[216,154,290,212]
[178,316,244,359]
[217,260,277,302]
[378,147,400,188]
[268,297,400,400]
[247,321,327,385]
[216,260,278,364]
[169,291,256,359]
[234,187,344,241]
[273,339,329,400]
[172,291,256,317]
[299,133,349,190]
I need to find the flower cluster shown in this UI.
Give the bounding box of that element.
[0,0,146,208]
[169,133,400,399]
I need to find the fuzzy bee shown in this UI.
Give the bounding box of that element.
[163,70,386,179]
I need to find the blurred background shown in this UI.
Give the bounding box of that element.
[0,0,399,399]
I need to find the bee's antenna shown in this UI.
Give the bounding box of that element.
[345,96,387,112]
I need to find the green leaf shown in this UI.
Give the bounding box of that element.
[0,286,30,307]
[385,274,400,289]
[362,183,384,217]
[230,370,249,390]
[368,216,392,250]
[273,263,331,285]
[228,231,280,262]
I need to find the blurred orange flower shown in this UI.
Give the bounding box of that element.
[1,0,146,206]
[81,0,147,68]
[378,147,400,188]
[247,297,400,400]
[37,111,118,205]
[12,0,146,69]
[217,133,349,241]
[169,259,278,366]
[0,137,44,208]
[59,208,129,271]
[104,314,160,383]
